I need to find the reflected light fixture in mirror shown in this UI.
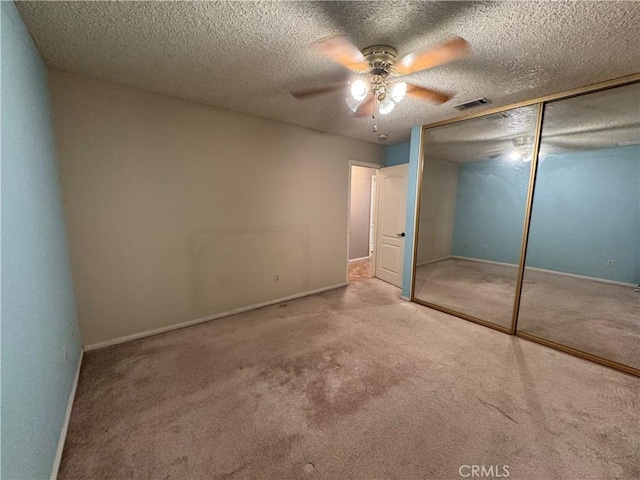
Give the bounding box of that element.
[510,137,534,162]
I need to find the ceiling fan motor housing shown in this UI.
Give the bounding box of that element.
[361,45,397,76]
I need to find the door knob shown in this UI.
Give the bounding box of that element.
[397,232,406,237]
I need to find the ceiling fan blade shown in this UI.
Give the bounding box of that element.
[291,83,346,99]
[406,84,452,104]
[394,36,471,76]
[353,95,374,118]
[311,35,369,73]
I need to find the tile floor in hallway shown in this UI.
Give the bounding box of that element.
[348,257,373,283]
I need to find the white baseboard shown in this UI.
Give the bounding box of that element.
[524,266,636,287]
[451,255,636,287]
[452,255,517,268]
[51,349,83,480]
[349,256,370,262]
[416,255,452,267]
[84,283,349,351]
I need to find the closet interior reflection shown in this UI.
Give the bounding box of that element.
[412,77,640,375]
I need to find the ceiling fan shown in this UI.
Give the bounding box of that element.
[292,35,471,118]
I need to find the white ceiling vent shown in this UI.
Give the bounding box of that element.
[453,98,491,111]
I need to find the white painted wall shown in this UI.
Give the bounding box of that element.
[416,157,459,265]
[349,166,376,260]
[49,71,383,346]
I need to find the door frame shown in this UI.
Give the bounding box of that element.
[347,160,382,283]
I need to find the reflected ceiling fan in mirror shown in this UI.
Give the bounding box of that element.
[292,35,471,118]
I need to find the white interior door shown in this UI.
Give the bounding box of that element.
[375,164,408,287]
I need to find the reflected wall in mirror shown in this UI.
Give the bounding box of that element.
[518,82,640,370]
[414,105,539,329]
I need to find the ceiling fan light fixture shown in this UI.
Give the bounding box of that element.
[350,80,368,101]
[379,96,395,115]
[390,82,407,103]
[295,35,471,125]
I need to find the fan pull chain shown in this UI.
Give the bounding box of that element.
[372,94,377,133]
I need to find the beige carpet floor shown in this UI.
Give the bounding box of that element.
[414,258,640,369]
[60,279,639,479]
[414,258,519,329]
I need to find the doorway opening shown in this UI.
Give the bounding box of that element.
[348,163,379,283]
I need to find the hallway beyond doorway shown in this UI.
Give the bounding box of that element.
[349,258,373,283]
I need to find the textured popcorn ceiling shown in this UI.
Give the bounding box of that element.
[424,82,640,162]
[16,1,640,144]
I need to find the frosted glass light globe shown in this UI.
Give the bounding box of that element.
[390,82,407,103]
[379,96,396,115]
[350,80,368,101]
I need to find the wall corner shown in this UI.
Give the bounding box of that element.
[401,125,423,298]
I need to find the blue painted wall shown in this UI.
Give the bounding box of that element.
[526,146,640,284]
[451,146,640,284]
[1,2,83,478]
[452,158,531,264]
[401,129,421,297]
[385,141,410,166]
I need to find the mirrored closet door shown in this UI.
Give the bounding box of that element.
[413,105,539,330]
[518,82,640,371]
[413,77,640,376]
